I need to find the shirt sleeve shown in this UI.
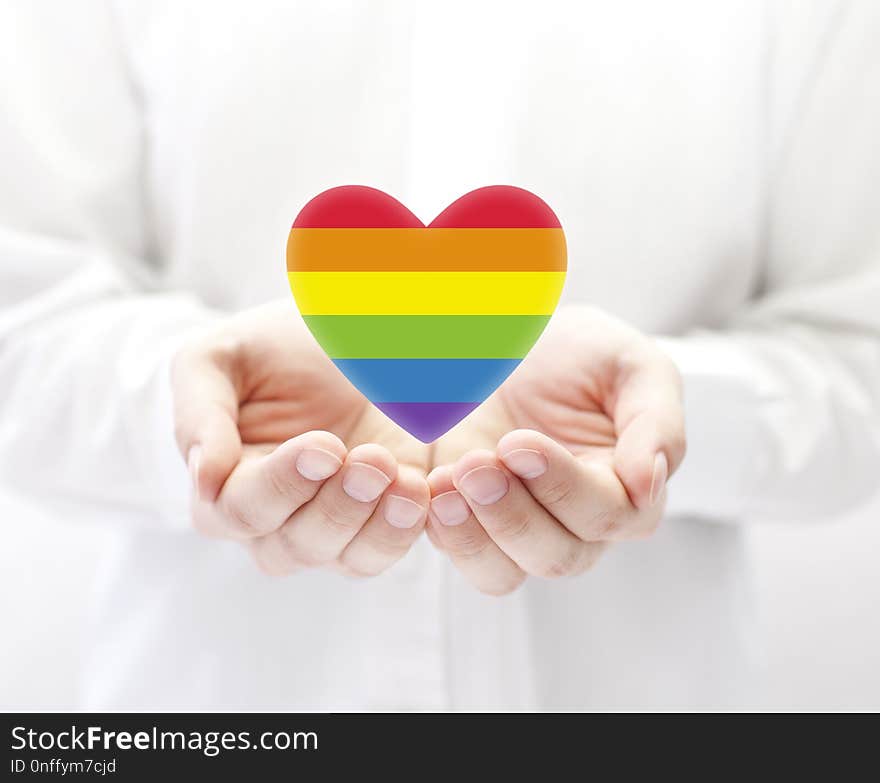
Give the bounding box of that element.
[0,2,216,530]
[662,0,880,522]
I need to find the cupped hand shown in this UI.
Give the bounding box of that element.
[427,307,686,595]
[171,301,431,577]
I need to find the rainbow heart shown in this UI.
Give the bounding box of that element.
[286,185,566,442]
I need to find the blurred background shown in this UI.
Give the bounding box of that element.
[1,0,878,713]
[2,485,879,710]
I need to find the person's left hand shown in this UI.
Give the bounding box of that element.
[427,307,687,595]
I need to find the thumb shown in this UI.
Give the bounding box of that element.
[612,349,686,510]
[171,343,243,502]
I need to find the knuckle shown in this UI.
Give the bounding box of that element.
[220,495,262,538]
[277,529,326,569]
[358,529,411,561]
[536,543,583,579]
[488,508,531,541]
[589,502,626,539]
[314,496,364,537]
[448,530,491,559]
[592,509,618,539]
[206,334,245,368]
[265,459,310,505]
[539,476,577,510]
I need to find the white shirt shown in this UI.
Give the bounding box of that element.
[1,0,879,710]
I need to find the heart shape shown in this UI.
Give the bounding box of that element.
[286,185,566,442]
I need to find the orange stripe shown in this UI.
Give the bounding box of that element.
[287,228,566,272]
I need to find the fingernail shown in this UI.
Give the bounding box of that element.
[501,448,548,479]
[296,448,343,481]
[384,494,425,529]
[188,445,202,500]
[343,462,392,503]
[430,491,471,526]
[458,466,509,506]
[649,452,668,506]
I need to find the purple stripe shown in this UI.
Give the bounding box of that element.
[374,402,481,443]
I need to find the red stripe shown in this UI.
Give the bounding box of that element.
[429,186,561,228]
[293,186,423,228]
[291,185,562,229]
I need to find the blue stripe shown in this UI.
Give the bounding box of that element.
[332,359,521,403]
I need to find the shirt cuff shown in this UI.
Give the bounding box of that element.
[653,333,777,521]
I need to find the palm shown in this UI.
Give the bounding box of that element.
[434,309,623,468]
[232,303,430,469]
[226,305,632,477]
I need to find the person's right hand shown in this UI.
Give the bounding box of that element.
[171,301,431,578]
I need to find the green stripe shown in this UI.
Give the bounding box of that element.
[303,315,551,358]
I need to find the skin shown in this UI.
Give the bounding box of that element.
[171,302,685,593]
[428,306,686,595]
[172,302,430,578]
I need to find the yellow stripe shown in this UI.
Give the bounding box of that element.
[288,271,565,315]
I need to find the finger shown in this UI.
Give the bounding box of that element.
[338,465,429,577]
[451,450,602,579]
[611,346,686,509]
[424,517,446,552]
[250,443,396,575]
[193,431,347,539]
[427,466,525,596]
[171,342,243,502]
[497,429,661,540]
